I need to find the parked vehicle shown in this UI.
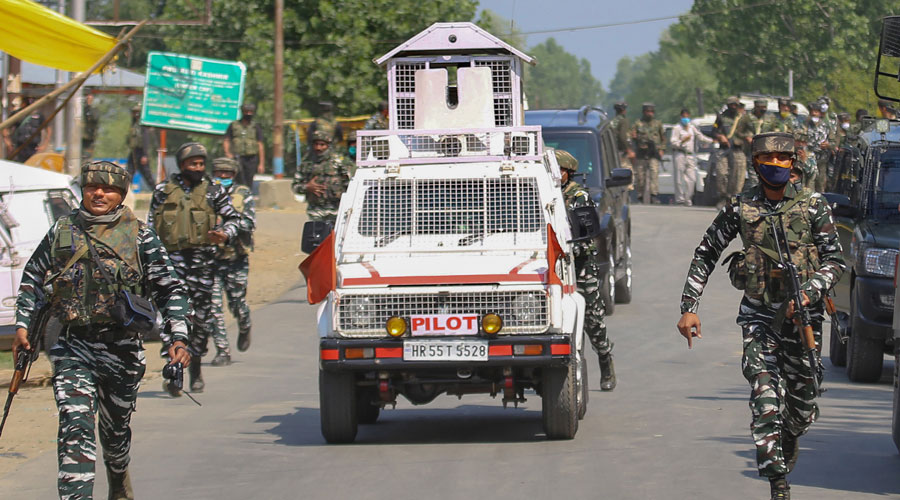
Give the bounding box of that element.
[524,106,633,311]
[827,118,898,383]
[0,160,80,350]
[303,23,601,443]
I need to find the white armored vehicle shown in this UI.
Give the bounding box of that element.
[301,23,595,443]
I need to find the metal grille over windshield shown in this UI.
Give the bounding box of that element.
[344,177,546,251]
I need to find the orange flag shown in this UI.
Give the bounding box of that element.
[546,223,565,285]
[298,231,336,304]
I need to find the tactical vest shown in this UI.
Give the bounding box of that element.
[47,212,143,326]
[230,120,259,156]
[153,179,217,251]
[728,192,819,305]
[219,185,252,259]
[127,123,142,150]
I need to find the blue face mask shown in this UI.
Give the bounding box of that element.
[348,146,356,156]
[756,162,791,187]
[680,117,690,126]
[215,177,233,187]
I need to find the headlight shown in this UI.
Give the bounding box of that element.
[511,292,544,324]
[343,296,377,329]
[863,247,899,277]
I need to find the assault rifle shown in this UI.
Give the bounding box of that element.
[0,305,47,438]
[765,212,823,396]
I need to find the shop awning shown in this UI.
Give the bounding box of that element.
[0,0,116,72]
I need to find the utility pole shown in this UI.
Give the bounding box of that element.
[272,0,285,179]
[65,0,85,174]
[788,69,794,99]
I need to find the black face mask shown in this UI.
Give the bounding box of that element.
[182,170,204,185]
[242,113,253,121]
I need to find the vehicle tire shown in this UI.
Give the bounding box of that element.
[357,387,380,425]
[893,354,900,453]
[576,347,589,420]
[319,370,358,443]
[829,312,847,367]
[614,239,632,304]
[542,361,578,440]
[847,287,885,383]
[601,247,616,316]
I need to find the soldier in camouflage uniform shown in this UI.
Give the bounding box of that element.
[148,143,248,392]
[292,130,352,224]
[82,94,99,159]
[677,133,845,500]
[630,103,664,204]
[208,158,256,366]
[713,96,750,204]
[761,98,798,134]
[13,161,192,500]
[126,104,156,191]
[836,112,853,149]
[806,102,834,193]
[792,129,817,191]
[737,100,770,190]
[363,101,389,130]
[611,101,634,190]
[556,149,616,390]
[224,102,265,188]
[307,100,344,149]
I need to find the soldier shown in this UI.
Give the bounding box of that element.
[13,161,192,499]
[292,130,351,224]
[611,101,634,190]
[762,98,797,133]
[818,96,838,134]
[630,102,664,204]
[836,112,853,149]
[346,129,359,177]
[224,102,265,188]
[148,143,247,391]
[126,104,156,191]
[556,149,615,390]
[307,100,343,149]
[676,132,845,500]
[10,96,50,163]
[363,101,389,130]
[851,108,869,136]
[806,102,834,192]
[82,93,99,159]
[792,129,817,191]
[713,96,749,204]
[878,99,898,120]
[208,158,256,366]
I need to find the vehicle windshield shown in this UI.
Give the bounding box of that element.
[871,149,900,221]
[541,133,598,185]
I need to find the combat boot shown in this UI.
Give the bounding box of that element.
[769,476,790,500]
[189,356,204,392]
[106,467,134,500]
[237,326,251,352]
[211,351,232,366]
[598,353,617,391]
[782,431,800,472]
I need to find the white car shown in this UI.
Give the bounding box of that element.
[0,161,81,349]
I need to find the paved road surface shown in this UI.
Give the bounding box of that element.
[2,205,898,499]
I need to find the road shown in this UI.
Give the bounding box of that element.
[1,205,898,499]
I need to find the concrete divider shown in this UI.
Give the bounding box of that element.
[258,179,305,210]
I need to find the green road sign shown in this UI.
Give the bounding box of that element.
[142,52,246,135]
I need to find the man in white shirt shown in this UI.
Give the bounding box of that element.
[670,108,715,206]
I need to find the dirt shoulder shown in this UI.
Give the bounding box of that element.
[0,207,308,476]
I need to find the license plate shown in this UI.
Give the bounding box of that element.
[403,340,489,361]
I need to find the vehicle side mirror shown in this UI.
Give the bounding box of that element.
[823,192,858,219]
[301,220,333,254]
[568,206,602,242]
[605,168,633,188]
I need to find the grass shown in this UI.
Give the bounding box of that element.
[0,350,11,370]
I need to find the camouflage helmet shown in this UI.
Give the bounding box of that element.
[807,101,822,113]
[792,128,809,144]
[554,149,578,172]
[241,102,257,113]
[175,142,208,166]
[81,161,131,194]
[212,157,239,174]
[725,96,740,105]
[777,97,791,108]
[753,99,767,109]
[641,102,655,111]
[751,132,795,157]
[614,101,627,112]
[311,129,332,144]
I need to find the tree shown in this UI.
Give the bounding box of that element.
[476,9,527,51]
[525,38,605,109]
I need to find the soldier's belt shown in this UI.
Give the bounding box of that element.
[65,324,139,343]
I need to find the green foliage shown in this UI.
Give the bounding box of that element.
[526,38,605,109]
[476,9,526,50]
[92,94,138,159]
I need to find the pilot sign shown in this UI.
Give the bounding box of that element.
[410,314,479,336]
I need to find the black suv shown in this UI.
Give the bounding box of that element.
[525,106,633,313]
[827,119,899,383]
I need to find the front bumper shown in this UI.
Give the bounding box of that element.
[854,275,894,342]
[319,335,573,371]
